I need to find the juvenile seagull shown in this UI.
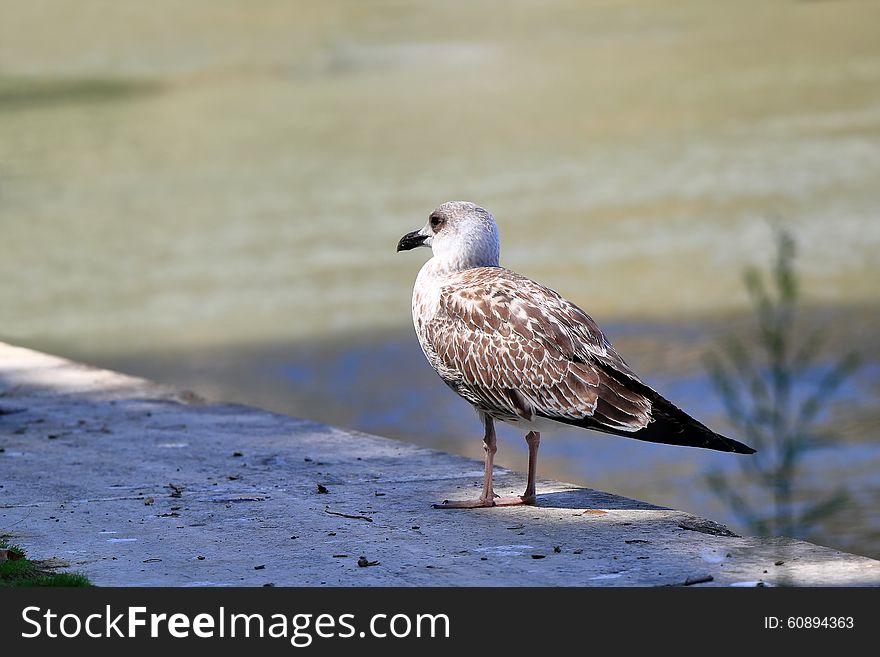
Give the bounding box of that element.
[397,201,755,508]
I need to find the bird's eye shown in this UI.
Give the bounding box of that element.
[430,215,444,230]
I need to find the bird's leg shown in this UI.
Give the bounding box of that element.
[492,430,540,505]
[433,415,499,509]
[522,431,540,504]
[478,415,498,503]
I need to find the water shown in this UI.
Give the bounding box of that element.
[1,1,879,557]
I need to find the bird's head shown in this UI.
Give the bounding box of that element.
[396,201,500,270]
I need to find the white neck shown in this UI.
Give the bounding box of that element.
[429,230,500,274]
[424,250,498,278]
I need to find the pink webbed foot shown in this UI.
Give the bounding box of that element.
[432,497,495,509]
[432,494,536,509]
[493,494,536,506]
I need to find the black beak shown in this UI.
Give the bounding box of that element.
[396,230,428,252]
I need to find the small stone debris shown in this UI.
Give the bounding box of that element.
[553,546,561,553]
[357,557,379,567]
[158,512,180,518]
[374,491,386,497]
[316,484,329,494]
[573,549,583,554]
[304,457,313,462]
[775,560,785,566]
[168,484,184,498]
[677,519,737,537]
[254,564,265,570]
[228,475,240,481]
[143,497,154,506]
[197,555,205,560]
[625,539,650,544]
[143,558,162,563]
[531,554,546,560]
[332,554,348,558]
[411,525,420,530]
[232,451,243,457]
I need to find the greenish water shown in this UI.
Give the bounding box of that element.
[1,1,879,558]
[2,0,880,353]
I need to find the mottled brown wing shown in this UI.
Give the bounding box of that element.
[424,267,652,432]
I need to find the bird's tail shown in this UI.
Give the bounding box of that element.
[554,372,756,454]
[630,392,756,454]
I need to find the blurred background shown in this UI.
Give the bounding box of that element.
[1,1,878,557]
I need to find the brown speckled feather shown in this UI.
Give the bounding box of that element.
[417,267,652,431]
[415,266,754,453]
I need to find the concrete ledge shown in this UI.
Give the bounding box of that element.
[1,342,877,586]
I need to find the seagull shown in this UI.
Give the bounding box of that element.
[397,201,756,508]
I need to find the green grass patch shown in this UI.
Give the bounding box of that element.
[0,540,91,587]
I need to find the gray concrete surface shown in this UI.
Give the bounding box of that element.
[1,341,877,586]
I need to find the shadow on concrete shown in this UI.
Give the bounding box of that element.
[535,488,668,511]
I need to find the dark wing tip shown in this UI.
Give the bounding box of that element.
[706,430,757,454]
[727,439,757,455]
